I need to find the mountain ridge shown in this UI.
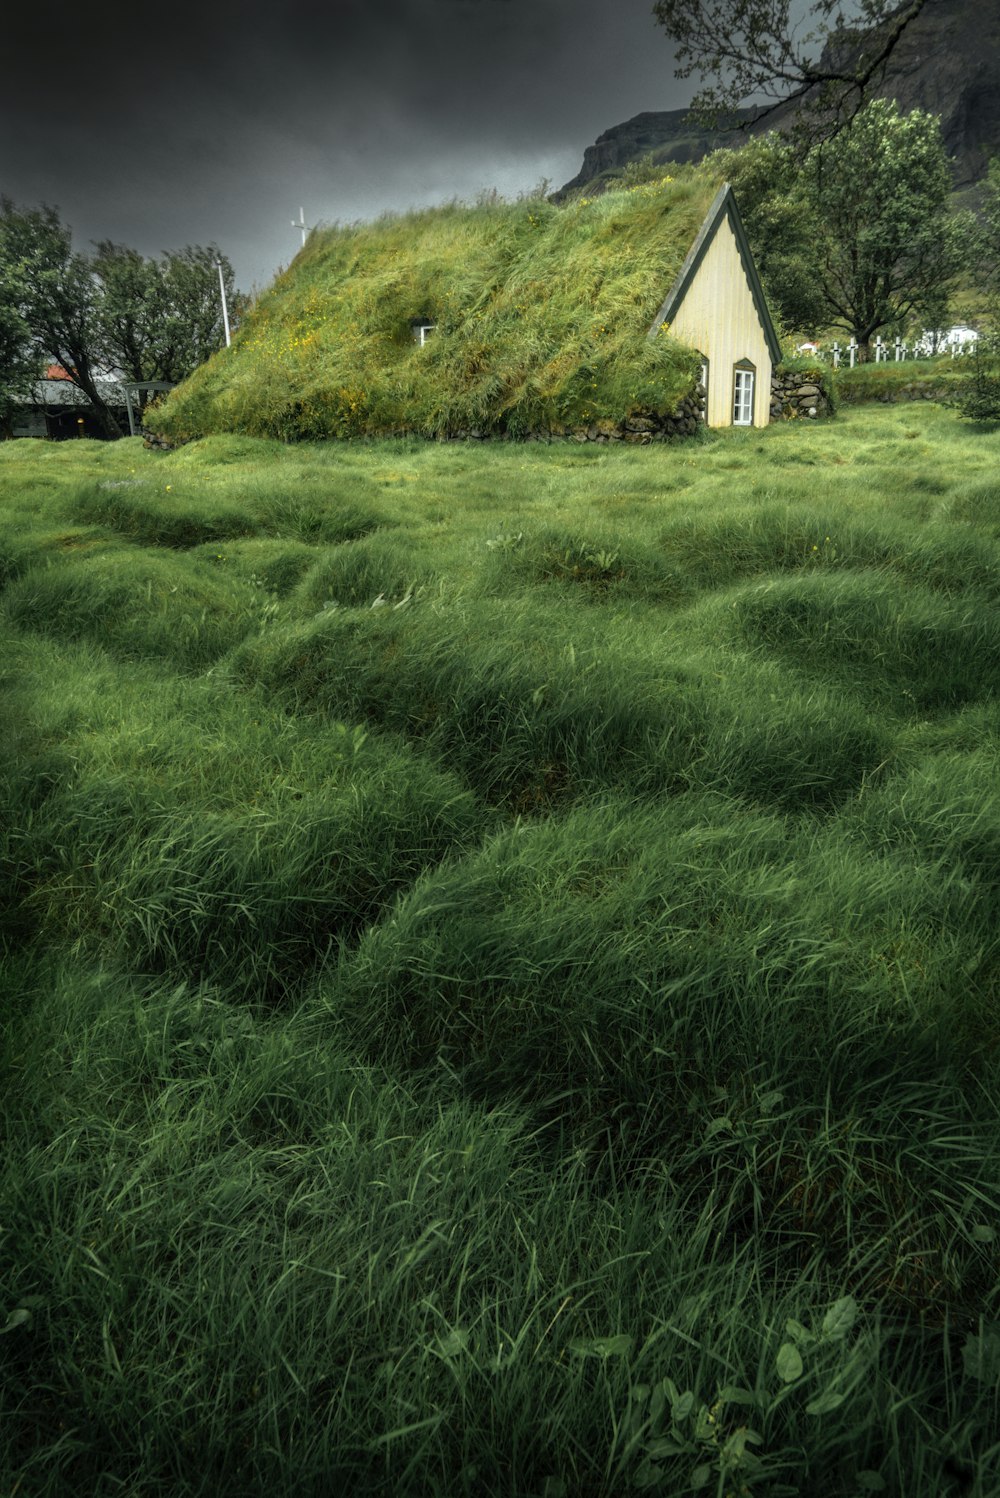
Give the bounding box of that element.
[557,0,999,198]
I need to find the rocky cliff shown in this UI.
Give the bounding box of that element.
[554,107,760,199]
[559,0,999,197]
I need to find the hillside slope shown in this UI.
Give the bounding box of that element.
[149,175,716,445]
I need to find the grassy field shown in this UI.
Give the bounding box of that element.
[1,406,999,1497]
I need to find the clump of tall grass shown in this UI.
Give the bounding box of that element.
[4,409,1000,1496]
[726,570,1000,711]
[225,598,712,807]
[228,598,892,810]
[293,533,440,613]
[70,480,260,548]
[2,640,485,1000]
[0,515,119,590]
[69,478,394,550]
[248,485,395,544]
[190,538,319,596]
[944,477,1000,534]
[657,502,1000,600]
[479,525,687,602]
[4,952,998,1496]
[2,549,274,669]
[310,794,998,1315]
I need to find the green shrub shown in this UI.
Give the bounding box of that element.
[952,335,1000,422]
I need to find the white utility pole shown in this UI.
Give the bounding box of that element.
[216,259,232,347]
[292,207,309,247]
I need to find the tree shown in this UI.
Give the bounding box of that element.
[0,263,40,434]
[651,0,927,139]
[952,158,1000,420]
[0,198,122,437]
[976,157,1000,304]
[1,198,244,438]
[953,333,1000,421]
[94,242,243,387]
[801,99,972,356]
[701,133,828,334]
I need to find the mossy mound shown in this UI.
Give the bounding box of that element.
[150,174,716,443]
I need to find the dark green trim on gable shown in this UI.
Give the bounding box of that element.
[648,183,782,367]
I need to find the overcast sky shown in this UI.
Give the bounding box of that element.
[2,0,701,295]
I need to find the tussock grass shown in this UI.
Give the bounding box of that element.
[2,407,1000,1496]
[2,548,274,668]
[292,532,441,613]
[190,537,320,595]
[945,477,1000,533]
[727,570,1000,710]
[479,525,686,602]
[225,599,711,808]
[0,515,121,589]
[69,477,393,549]
[2,634,484,999]
[4,953,998,1496]
[228,600,891,810]
[70,479,261,548]
[657,502,1000,597]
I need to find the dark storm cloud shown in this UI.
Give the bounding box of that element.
[2,0,687,291]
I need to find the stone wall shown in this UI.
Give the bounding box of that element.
[142,384,739,450]
[444,387,706,444]
[835,377,958,405]
[770,370,831,421]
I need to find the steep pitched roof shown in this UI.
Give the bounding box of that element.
[648,183,782,365]
[151,175,734,442]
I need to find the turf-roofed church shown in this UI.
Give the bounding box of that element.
[148,174,781,444]
[648,182,781,429]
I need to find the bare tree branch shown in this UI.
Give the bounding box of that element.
[652,0,928,144]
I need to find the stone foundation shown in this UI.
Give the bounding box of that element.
[143,389,709,449]
[770,370,831,421]
[444,387,707,443]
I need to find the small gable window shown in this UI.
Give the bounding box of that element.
[733,360,755,426]
[410,317,436,346]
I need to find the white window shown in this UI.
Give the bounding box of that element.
[698,357,709,419]
[412,321,436,346]
[733,366,755,426]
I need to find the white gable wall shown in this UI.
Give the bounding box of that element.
[666,213,773,428]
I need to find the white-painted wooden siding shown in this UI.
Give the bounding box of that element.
[667,214,773,428]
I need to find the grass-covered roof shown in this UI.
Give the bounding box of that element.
[151,171,720,442]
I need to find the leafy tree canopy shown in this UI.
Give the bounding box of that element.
[94,242,244,386]
[0,267,40,431]
[0,198,117,435]
[0,198,244,436]
[977,157,1000,307]
[705,103,972,350]
[701,132,827,335]
[801,98,973,353]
